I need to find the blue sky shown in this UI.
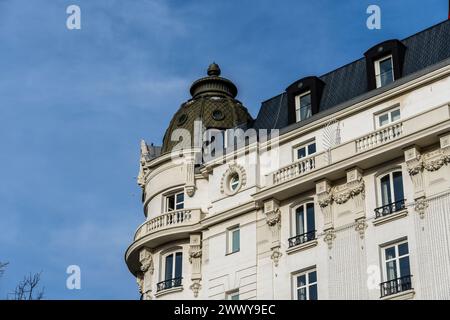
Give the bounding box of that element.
[0,0,447,299]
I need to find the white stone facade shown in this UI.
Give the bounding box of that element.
[125,41,450,300]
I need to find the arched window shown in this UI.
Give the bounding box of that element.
[157,251,183,292]
[289,202,316,247]
[375,170,405,218]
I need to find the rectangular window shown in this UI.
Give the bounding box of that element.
[295,91,312,122]
[376,107,401,128]
[294,141,316,160]
[375,55,394,88]
[227,226,240,254]
[380,240,412,297]
[293,269,317,300]
[165,191,184,211]
[227,290,239,300]
[164,252,183,281]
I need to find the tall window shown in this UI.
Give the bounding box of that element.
[377,107,401,128]
[294,141,316,160]
[375,55,394,88]
[165,191,184,212]
[289,203,315,247]
[227,226,240,254]
[380,240,412,297]
[295,91,312,122]
[293,269,317,300]
[380,171,405,212]
[157,251,183,291]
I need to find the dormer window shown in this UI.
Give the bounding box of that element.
[295,91,312,122]
[375,55,394,88]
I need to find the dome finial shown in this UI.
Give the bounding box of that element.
[207,62,221,76]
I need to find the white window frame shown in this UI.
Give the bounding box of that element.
[374,55,394,88]
[226,290,239,300]
[295,91,312,122]
[293,140,316,161]
[291,202,315,237]
[227,225,240,255]
[292,268,318,300]
[375,107,401,128]
[377,170,404,207]
[161,250,183,281]
[164,190,184,212]
[381,240,410,281]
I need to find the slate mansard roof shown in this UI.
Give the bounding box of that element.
[253,19,450,133]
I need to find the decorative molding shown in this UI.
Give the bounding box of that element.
[266,208,281,227]
[414,197,429,219]
[185,157,196,197]
[270,246,283,267]
[323,229,336,250]
[189,234,202,298]
[220,163,247,195]
[354,219,368,239]
[138,247,154,300]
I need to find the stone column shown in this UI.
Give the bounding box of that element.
[138,247,154,300]
[404,145,427,218]
[263,199,282,266]
[185,154,196,197]
[346,167,367,239]
[189,234,202,297]
[316,179,335,249]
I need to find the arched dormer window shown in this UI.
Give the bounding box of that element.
[375,169,406,218]
[364,40,406,90]
[286,76,325,125]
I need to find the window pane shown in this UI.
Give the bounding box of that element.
[167,196,175,211]
[297,147,306,159]
[300,105,312,121]
[297,288,307,300]
[175,252,183,278]
[379,113,389,127]
[231,294,239,300]
[385,246,396,260]
[386,260,397,280]
[176,193,184,204]
[295,206,305,235]
[391,109,400,121]
[300,93,311,109]
[232,229,240,252]
[307,143,316,155]
[309,284,318,300]
[392,172,404,203]
[380,175,392,205]
[297,274,306,287]
[399,257,411,277]
[308,271,317,284]
[306,203,315,233]
[165,254,173,280]
[379,58,393,86]
[398,242,409,256]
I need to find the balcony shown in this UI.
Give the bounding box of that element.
[356,122,403,152]
[272,154,320,185]
[374,199,406,218]
[157,277,183,292]
[380,275,413,298]
[288,230,316,248]
[134,208,203,241]
[256,103,450,202]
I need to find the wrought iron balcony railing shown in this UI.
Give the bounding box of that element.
[156,277,183,292]
[288,230,316,248]
[374,199,406,218]
[380,275,412,298]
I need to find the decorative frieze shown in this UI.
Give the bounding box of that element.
[264,199,282,267]
[414,197,429,219]
[138,247,154,300]
[404,145,425,200]
[270,246,283,267]
[316,179,333,230]
[189,234,202,298]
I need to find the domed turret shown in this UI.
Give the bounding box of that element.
[161,63,253,154]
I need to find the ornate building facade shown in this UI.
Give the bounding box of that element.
[125,20,450,300]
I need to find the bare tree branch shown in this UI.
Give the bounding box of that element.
[10,272,45,300]
[0,261,8,278]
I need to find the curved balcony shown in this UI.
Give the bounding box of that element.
[125,208,204,275]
